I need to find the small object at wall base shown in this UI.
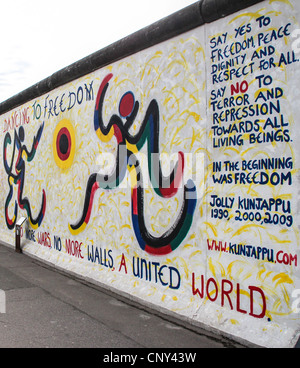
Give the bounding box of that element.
[15,217,27,254]
[15,226,22,254]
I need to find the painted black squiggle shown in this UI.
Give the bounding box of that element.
[3,123,46,229]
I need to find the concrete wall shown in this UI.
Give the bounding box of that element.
[0,0,299,347]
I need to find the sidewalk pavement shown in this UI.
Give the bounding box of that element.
[0,242,247,348]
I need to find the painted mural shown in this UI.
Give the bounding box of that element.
[0,0,299,348]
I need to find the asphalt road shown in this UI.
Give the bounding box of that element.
[0,243,247,349]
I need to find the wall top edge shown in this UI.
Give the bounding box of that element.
[0,0,264,115]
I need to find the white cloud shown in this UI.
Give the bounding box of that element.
[0,0,196,102]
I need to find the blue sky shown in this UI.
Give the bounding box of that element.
[0,0,196,103]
